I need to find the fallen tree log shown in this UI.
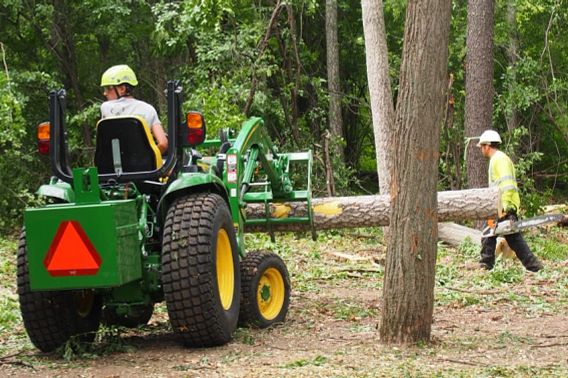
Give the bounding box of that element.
[438,222,481,246]
[244,187,500,233]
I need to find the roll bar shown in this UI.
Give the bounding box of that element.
[49,81,182,183]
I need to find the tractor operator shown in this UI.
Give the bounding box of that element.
[100,65,168,154]
[476,129,543,272]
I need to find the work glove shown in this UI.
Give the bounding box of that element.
[500,209,518,222]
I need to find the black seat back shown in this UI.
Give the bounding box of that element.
[94,116,162,175]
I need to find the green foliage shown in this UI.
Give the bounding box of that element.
[0,238,19,337]
[153,0,235,52]
[58,327,136,361]
[526,228,568,261]
[282,355,328,369]
[331,299,378,320]
[501,127,548,216]
[0,0,567,232]
[495,57,542,118]
[487,265,524,285]
[232,328,255,345]
[0,71,46,234]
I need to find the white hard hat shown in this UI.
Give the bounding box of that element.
[476,130,502,147]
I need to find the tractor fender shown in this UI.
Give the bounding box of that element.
[158,172,229,222]
[36,180,75,203]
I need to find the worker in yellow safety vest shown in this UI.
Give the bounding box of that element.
[477,130,543,272]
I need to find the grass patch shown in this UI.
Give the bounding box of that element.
[487,265,524,285]
[0,237,20,348]
[331,299,378,320]
[233,327,255,345]
[281,354,328,369]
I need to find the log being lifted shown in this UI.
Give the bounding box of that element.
[244,187,500,233]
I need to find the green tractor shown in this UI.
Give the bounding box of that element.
[19,81,314,352]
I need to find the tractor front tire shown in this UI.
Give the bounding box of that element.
[17,229,102,352]
[239,251,290,328]
[162,193,240,347]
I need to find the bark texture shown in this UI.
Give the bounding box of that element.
[381,0,452,344]
[465,0,495,189]
[361,0,394,195]
[244,187,499,233]
[326,0,344,158]
[505,0,520,132]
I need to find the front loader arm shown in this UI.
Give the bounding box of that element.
[220,117,315,248]
[229,117,293,200]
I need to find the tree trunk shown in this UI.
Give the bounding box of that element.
[244,187,498,233]
[326,0,344,159]
[464,0,495,189]
[51,0,91,148]
[244,0,283,116]
[505,0,520,133]
[285,4,303,147]
[361,0,394,196]
[380,0,451,344]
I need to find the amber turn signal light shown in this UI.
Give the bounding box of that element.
[37,122,50,155]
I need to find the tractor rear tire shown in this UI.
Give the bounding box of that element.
[162,193,240,347]
[239,251,290,328]
[17,228,102,352]
[102,304,154,328]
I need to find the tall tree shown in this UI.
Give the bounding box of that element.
[361,0,394,196]
[380,0,452,344]
[464,0,495,189]
[505,0,519,132]
[326,0,344,160]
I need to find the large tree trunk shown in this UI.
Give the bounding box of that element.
[361,0,394,195]
[326,0,344,160]
[380,0,451,344]
[244,187,498,232]
[464,0,495,189]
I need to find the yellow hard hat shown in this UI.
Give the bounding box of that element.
[100,65,138,87]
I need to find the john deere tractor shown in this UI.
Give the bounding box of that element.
[19,81,314,352]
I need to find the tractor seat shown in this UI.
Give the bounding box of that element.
[94,116,163,176]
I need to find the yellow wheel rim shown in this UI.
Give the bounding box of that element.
[257,267,285,320]
[74,290,94,318]
[216,229,234,310]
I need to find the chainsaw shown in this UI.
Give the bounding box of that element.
[481,214,565,238]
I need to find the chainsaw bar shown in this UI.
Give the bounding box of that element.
[481,214,565,238]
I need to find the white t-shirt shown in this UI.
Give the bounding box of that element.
[100,97,161,128]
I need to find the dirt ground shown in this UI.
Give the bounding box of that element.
[3,281,568,377]
[2,230,568,377]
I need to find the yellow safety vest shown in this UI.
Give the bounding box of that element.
[488,150,520,212]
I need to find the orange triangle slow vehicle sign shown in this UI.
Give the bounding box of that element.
[43,220,102,276]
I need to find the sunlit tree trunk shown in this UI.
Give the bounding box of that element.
[361,0,394,196]
[380,0,451,344]
[465,0,495,189]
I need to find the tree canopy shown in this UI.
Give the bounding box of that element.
[0,0,567,233]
